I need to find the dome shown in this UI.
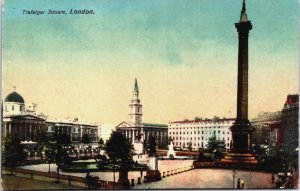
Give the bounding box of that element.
[5,91,25,103]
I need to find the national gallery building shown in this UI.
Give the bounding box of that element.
[2,88,100,145]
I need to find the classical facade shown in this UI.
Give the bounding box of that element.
[168,118,234,150]
[116,78,168,149]
[281,94,299,153]
[2,89,46,143]
[2,88,100,146]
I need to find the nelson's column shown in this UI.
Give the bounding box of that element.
[221,0,258,167]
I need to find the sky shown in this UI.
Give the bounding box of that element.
[2,0,299,132]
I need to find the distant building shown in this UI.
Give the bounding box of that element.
[251,111,282,147]
[2,88,100,146]
[168,118,234,151]
[2,88,46,142]
[46,118,100,147]
[281,94,299,153]
[116,78,168,149]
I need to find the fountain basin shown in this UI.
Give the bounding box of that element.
[62,159,148,172]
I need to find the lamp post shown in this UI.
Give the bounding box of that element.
[232,170,237,189]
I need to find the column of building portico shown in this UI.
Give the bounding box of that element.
[17,121,21,137]
[69,126,73,142]
[3,122,7,137]
[10,122,13,135]
[8,122,12,136]
[23,122,27,140]
[34,122,37,142]
[3,121,6,137]
[19,121,23,141]
[160,131,163,145]
[31,123,35,141]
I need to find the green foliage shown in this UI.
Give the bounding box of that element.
[212,116,220,122]
[167,137,173,145]
[187,141,193,151]
[3,134,26,173]
[36,128,49,153]
[44,143,56,164]
[98,138,104,150]
[105,131,133,170]
[206,134,218,152]
[95,154,109,170]
[197,148,214,162]
[148,136,157,157]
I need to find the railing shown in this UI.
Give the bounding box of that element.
[3,167,122,189]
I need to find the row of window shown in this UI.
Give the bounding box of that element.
[5,105,23,112]
[169,126,231,130]
[171,136,230,141]
[169,130,230,135]
[170,121,233,127]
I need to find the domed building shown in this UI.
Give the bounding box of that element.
[3,90,26,116]
[2,88,46,143]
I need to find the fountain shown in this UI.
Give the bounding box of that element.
[159,141,193,160]
[167,141,176,158]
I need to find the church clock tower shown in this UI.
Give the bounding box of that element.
[129,78,142,126]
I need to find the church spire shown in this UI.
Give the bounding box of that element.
[240,0,248,22]
[134,78,139,93]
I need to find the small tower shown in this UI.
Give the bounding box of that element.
[129,78,142,126]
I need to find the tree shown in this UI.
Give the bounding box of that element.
[187,141,193,151]
[148,136,157,157]
[36,128,49,159]
[105,131,133,189]
[167,137,173,145]
[44,142,56,173]
[98,138,105,150]
[3,134,26,175]
[206,134,218,153]
[52,132,71,183]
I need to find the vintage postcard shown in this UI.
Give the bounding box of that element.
[1,0,299,190]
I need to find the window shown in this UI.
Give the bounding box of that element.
[218,130,220,134]
[20,106,22,111]
[12,105,14,110]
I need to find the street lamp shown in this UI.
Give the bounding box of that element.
[232,170,237,189]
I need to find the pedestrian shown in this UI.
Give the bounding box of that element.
[271,174,275,184]
[237,178,241,189]
[241,179,244,189]
[140,170,143,178]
